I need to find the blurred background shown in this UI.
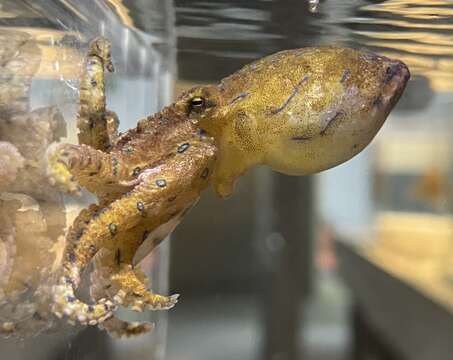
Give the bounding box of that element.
[1,1,453,360]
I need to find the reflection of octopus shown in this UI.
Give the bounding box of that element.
[0,29,67,337]
[48,37,410,336]
[0,194,59,336]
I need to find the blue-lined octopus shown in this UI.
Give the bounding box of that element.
[47,38,409,336]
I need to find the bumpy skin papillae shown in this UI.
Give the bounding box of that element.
[49,37,216,330]
[77,37,116,151]
[49,38,409,335]
[62,204,152,335]
[90,251,154,337]
[52,136,215,325]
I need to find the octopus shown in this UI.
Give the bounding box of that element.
[47,37,410,336]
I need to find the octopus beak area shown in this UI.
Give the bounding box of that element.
[381,60,410,111]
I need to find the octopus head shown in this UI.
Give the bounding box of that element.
[176,47,410,197]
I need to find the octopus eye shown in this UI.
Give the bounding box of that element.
[189,97,206,113]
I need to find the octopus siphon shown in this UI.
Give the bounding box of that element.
[47,37,410,336]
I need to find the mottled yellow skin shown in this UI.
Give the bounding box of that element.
[182,47,409,197]
[48,38,409,336]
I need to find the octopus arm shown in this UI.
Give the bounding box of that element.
[77,37,118,151]
[90,252,154,337]
[47,143,134,196]
[52,140,216,327]
[52,204,118,325]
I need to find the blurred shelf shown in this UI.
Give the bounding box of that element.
[337,240,453,360]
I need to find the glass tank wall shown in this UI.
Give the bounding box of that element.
[0,1,174,359]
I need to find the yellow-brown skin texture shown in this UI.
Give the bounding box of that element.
[185,47,410,197]
[48,38,409,336]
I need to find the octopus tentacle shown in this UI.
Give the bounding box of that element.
[47,143,133,196]
[90,253,154,337]
[52,178,166,326]
[98,317,154,338]
[111,265,179,311]
[105,110,119,150]
[52,273,118,326]
[52,204,119,326]
[53,140,215,327]
[77,37,117,151]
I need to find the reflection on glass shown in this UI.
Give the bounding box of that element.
[0,0,174,359]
